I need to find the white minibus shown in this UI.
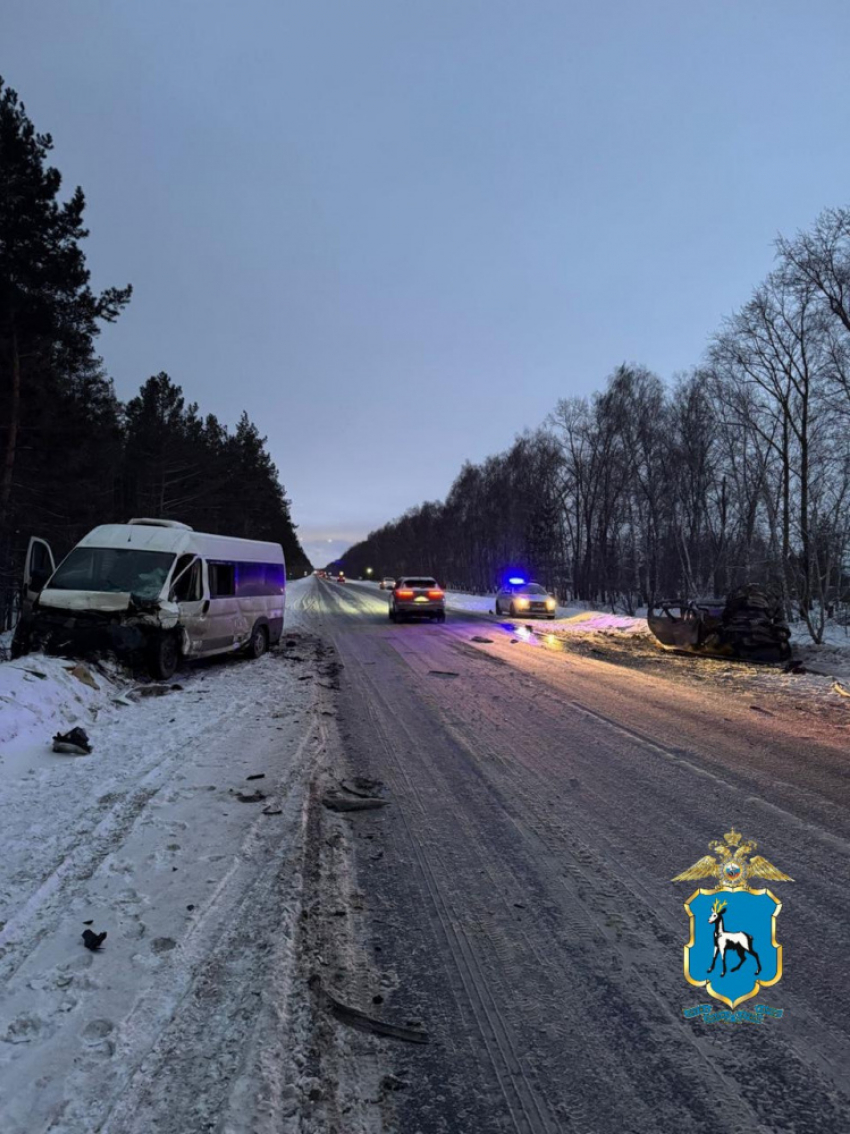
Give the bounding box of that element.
[12,518,286,678]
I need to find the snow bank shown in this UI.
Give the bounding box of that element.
[0,653,126,752]
[0,626,327,1134]
[551,610,647,635]
[440,589,647,634]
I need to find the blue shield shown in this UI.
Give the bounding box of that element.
[684,888,782,1008]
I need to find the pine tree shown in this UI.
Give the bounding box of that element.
[0,76,131,621]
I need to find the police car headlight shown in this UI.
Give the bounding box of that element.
[546,598,556,610]
[515,598,530,610]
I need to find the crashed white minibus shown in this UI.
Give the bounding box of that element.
[12,519,286,678]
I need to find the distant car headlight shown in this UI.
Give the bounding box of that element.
[546,598,556,610]
[515,598,530,610]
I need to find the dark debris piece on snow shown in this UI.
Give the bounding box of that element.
[234,790,267,803]
[53,727,92,755]
[246,773,266,781]
[322,794,389,813]
[82,929,107,951]
[340,777,385,799]
[309,973,428,1044]
[325,990,427,1044]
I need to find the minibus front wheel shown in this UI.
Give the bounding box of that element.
[150,631,179,680]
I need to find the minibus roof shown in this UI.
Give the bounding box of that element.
[77,523,285,564]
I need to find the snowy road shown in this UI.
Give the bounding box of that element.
[296,577,850,1134]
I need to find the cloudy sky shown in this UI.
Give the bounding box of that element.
[4,1,850,566]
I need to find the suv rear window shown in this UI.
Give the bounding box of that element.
[401,578,437,588]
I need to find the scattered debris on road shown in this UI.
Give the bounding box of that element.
[262,806,283,815]
[428,670,459,678]
[132,682,183,698]
[340,777,385,798]
[82,929,107,951]
[749,705,774,716]
[234,789,267,803]
[833,681,850,698]
[471,636,494,643]
[67,663,99,690]
[322,793,390,812]
[52,726,92,755]
[311,975,428,1044]
[246,772,266,781]
[381,1074,409,1092]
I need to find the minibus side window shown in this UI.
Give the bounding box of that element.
[171,556,202,602]
[209,562,236,597]
[235,562,285,597]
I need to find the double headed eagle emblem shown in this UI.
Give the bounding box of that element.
[672,828,793,890]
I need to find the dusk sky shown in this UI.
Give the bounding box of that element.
[5,1,850,567]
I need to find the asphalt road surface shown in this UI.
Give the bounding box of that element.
[293,578,850,1134]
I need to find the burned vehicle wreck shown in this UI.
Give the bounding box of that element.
[647,585,792,663]
[12,519,287,679]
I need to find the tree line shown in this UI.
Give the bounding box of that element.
[0,76,309,628]
[341,208,850,643]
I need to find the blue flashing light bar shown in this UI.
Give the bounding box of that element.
[508,576,526,585]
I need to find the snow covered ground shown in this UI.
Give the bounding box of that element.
[0,580,390,1134]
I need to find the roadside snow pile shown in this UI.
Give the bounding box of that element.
[444,590,499,615]
[554,610,647,636]
[792,635,850,686]
[0,654,125,751]
[443,589,647,634]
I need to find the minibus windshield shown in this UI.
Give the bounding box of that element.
[48,548,176,598]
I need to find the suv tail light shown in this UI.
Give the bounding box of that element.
[395,588,414,599]
[427,589,444,600]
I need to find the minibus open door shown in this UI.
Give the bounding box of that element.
[23,536,56,614]
[11,537,56,658]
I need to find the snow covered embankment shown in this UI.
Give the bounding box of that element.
[0,652,131,755]
[0,611,347,1134]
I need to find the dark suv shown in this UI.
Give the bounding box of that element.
[389,577,446,622]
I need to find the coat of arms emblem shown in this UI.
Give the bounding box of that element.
[672,828,792,1009]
